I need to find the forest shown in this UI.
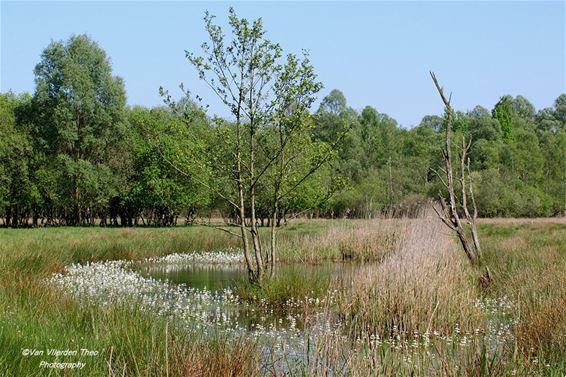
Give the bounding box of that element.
[1,33,565,228]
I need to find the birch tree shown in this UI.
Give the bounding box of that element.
[166,8,328,283]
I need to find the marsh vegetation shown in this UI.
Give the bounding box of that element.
[1,216,565,375]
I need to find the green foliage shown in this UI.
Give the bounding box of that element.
[0,93,38,225]
[0,28,564,225]
[475,169,553,217]
[32,34,127,225]
[126,106,213,225]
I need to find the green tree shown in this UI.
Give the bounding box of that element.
[168,8,328,283]
[0,93,37,226]
[554,94,566,128]
[492,95,536,140]
[501,128,544,184]
[127,106,213,226]
[32,34,126,225]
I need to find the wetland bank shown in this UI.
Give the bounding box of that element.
[2,217,565,375]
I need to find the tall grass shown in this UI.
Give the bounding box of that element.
[481,223,566,369]
[291,328,520,377]
[0,284,260,376]
[235,268,331,308]
[0,226,254,376]
[1,220,565,375]
[274,219,402,263]
[0,226,241,273]
[339,212,482,337]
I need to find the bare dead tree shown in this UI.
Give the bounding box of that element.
[459,137,482,259]
[429,71,481,265]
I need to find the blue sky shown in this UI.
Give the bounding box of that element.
[1,1,564,127]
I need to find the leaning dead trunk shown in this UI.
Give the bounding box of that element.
[430,72,479,265]
[437,196,477,264]
[459,138,482,259]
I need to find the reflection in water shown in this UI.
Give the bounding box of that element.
[135,261,358,332]
[48,257,352,374]
[138,262,357,292]
[138,263,246,291]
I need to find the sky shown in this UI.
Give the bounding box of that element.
[1,1,565,127]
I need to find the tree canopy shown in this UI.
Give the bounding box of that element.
[0,29,564,228]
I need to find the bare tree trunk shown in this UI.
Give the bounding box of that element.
[468,160,482,258]
[268,122,285,278]
[438,197,476,264]
[430,72,478,265]
[237,178,254,281]
[73,184,81,226]
[459,138,482,258]
[247,48,264,283]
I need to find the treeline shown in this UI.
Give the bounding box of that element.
[320,89,566,218]
[0,35,564,227]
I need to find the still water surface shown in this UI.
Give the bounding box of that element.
[137,262,357,292]
[136,261,358,331]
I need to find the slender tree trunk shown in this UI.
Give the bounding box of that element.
[269,200,278,278]
[245,42,265,284]
[468,162,482,258]
[5,207,11,227]
[73,114,83,226]
[249,120,264,283]
[235,99,255,282]
[460,140,482,259]
[12,205,19,228]
[471,226,481,258]
[238,166,254,281]
[269,126,285,278]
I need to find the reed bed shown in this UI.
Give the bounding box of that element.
[275,219,403,263]
[338,212,482,338]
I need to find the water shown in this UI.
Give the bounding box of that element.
[48,256,516,374]
[136,261,357,331]
[135,260,356,372]
[138,263,245,291]
[137,262,356,292]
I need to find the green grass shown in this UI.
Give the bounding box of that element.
[0,226,255,376]
[0,221,339,376]
[0,296,259,376]
[480,223,566,369]
[1,220,565,375]
[234,267,331,308]
[0,226,242,269]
